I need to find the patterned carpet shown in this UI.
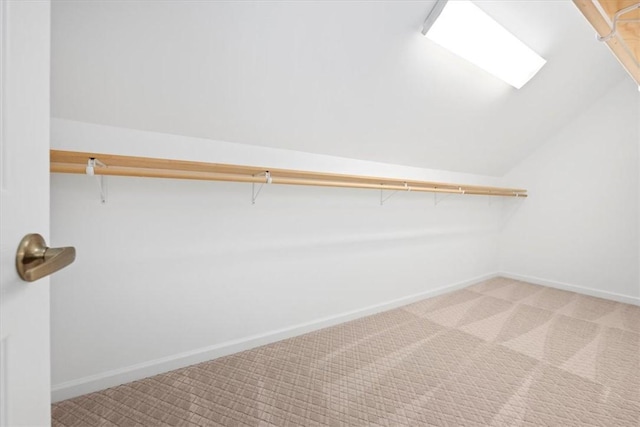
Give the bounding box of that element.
[52,278,640,426]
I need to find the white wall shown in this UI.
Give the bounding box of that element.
[50,79,640,401]
[500,79,640,302]
[50,78,640,402]
[50,119,513,400]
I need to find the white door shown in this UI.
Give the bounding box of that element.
[0,1,53,426]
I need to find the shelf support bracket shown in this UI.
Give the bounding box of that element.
[380,182,409,206]
[597,2,640,42]
[86,158,107,204]
[251,171,272,205]
[435,187,464,206]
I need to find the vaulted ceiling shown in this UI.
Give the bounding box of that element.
[51,0,630,176]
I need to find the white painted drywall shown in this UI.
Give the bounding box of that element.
[50,119,513,400]
[499,79,640,301]
[49,79,640,401]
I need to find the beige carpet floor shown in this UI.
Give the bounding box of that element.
[52,278,640,426]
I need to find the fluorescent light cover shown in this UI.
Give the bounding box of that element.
[424,0,546,89]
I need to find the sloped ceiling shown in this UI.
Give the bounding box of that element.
[51,0,629,176]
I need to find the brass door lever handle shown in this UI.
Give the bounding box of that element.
[16,234,76,282]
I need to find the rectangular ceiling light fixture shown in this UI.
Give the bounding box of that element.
[422,0,546,89]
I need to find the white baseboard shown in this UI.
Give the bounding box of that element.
[51,272,497,402]
[500,272,640,306]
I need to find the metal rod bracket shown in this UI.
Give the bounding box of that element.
[597,2,640,41]
[251,171,271,204]
[434,187,464,206]
[380,182,409,206]
[86,158,107,204]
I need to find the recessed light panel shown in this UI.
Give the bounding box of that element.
[424,1,546,89]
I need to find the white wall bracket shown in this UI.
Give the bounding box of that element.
[86,158,108,204]
[380,183,410,206]
[251,171,272,205]
[434,187,464,206]
[596,2,640,42]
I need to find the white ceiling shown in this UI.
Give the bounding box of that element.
[51,0,629,176]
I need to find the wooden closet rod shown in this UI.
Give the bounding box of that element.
[50,150,528,198]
